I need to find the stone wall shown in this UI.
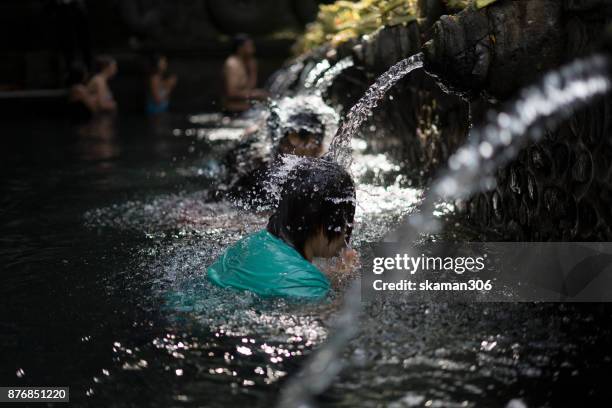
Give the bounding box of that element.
[421,0,612,240]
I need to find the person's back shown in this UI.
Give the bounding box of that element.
[88,56,118,113]
[207,230,330,299]
[207,157,358,301]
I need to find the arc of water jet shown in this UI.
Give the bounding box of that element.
[326,53,425,168]
[269,59,307,96]
[303,59,332,90]
[313,57,355,96]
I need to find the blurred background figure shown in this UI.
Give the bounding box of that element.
[88,55,117,113]
[222,34,269,114]
[146,55,178,116]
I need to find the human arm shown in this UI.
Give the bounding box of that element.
[246,57,258,89]
[70,85,99,114]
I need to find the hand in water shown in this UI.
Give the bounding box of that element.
[337,248,360,273]
[318,248,360,288]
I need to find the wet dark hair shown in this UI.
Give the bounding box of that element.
[275,112,326,155]
[283,112,325,140]
[94,55,116,74]
[232,33,252,54]
[267,158,356,258]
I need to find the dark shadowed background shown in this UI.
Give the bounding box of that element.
[0,0,330,115]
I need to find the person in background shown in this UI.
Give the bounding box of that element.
[146,55,178,115]
[88,56,118,113]
[66,63,98,121]
[222,34,269,114]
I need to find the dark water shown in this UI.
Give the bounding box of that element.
[0,115,295,407]
[2,114,612,408]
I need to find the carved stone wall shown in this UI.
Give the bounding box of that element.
[421,0,612,240]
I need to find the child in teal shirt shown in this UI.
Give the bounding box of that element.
[207,157,356,301]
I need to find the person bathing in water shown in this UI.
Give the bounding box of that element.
[88,55,118,113]
[147,54,178,115]
[222,34,269,114]
[224,110,327,209]
[207,157,358,300]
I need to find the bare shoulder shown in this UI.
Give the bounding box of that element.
[224,56,242,70]
[88,75,103,89]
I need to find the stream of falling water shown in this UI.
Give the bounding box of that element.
[278,53,612,408]
[314,57,355,97]
[303,59,332,91]
[327,53,424,168]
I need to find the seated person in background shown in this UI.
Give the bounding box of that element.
[88,55,118,113]
[66,63,98,120]
[147,54,177,115]
[224,111,326,209]
[207,158,358,301]
[222,34,269,114]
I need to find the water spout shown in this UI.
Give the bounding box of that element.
[303,59,332,91]
[313,57,355,96]
[326,53,424,168]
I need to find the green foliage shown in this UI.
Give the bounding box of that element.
[294,0,418,54]
[292,0,503,54]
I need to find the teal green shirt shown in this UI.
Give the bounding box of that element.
[207,230,330,301]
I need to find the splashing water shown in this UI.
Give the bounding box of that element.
[302,59,331,91]
[301,57,355,97]
[268,59,307,96]
[278,53,612,407]
[327,53,424,168]
[265,94,340,145]
[313,57,355,96]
